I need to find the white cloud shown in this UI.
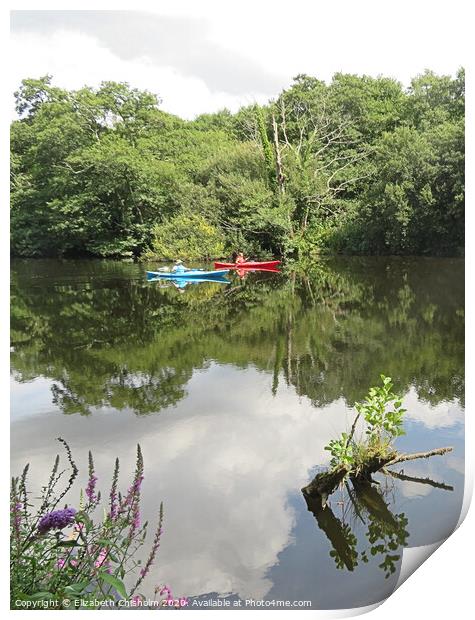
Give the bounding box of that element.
[403,387,464,429]
[203,0,467,86]
[395,463,441,499]
[9,1,468,119]
[399,479,434,499]
[9,30,269,119]
[144,0,467,86]
[11,365,356,600]
[446,455,465,475]
[10,366,463,600]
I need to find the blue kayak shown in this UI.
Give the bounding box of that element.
[146,269,229,280]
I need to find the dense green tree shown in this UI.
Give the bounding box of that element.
[10,70,464,259]
[328,73,406,140]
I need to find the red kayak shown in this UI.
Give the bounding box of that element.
[214,260,281,269]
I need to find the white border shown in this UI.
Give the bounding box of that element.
[3,1,471,618]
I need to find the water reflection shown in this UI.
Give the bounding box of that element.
[11,257,464,417]
[10,257,464,609]
[303,476,453,579]
[146,274,231,289]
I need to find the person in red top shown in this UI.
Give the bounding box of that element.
[235,252,246,264]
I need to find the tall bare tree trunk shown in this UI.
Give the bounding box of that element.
[272,114,285,194]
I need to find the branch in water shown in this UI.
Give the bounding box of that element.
[382,468,454,491]
[384,447,453,467]
[303,446,453,506]
[301,466,348,507]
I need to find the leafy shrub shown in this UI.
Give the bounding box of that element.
[10,439,165,609]
[325,434,355,469]
[146,212,225,260]
[283,220,339,258]
[356,375,406,448]
[325,375,406,469]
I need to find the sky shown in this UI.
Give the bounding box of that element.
[9,1,468,119]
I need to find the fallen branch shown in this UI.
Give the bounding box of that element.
[384,447,452,467]
[301,466,348,507]
[303,446,453,507]
[382,468,454,491]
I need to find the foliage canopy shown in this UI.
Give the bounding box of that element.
[11,70,464,259]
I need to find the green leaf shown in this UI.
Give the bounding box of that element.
[28,592,55,600]
[99,572,127,600]
[64,582,88,594]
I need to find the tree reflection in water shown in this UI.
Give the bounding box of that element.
[10,257,464,417]
[303,472,453,578]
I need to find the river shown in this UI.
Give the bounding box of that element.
[10,256,464,609]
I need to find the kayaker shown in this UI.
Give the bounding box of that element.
[235,252,247,265]
[172,259,186,273]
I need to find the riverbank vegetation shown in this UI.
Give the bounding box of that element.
[11,69,464,259]
[10,439,168,609]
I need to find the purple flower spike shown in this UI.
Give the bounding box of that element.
[86,474,98,503]
[86,451,98,504]
[13,502,22,529]
[132,507,140,531]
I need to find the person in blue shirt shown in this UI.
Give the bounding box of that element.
[172,260,187,273]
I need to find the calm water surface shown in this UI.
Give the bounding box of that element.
[10,257,464,609]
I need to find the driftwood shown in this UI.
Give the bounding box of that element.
[301,466,348,507]
[384,447,453,467]
[302,444,453,578]
[382,469,454,491]
[302,447,453,507]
